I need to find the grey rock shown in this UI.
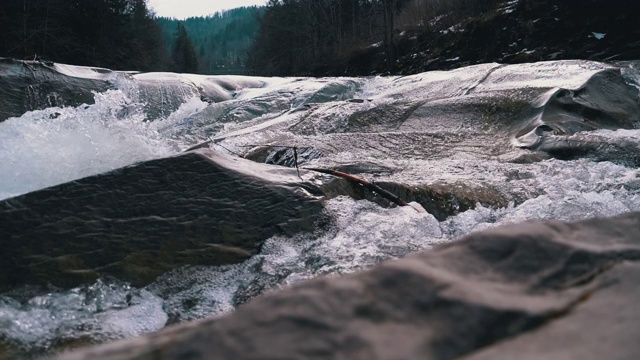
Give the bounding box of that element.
[0,58,112,122]
[0,149,325,291]
[132,73,267,120]
[513,68,640,150]
[58,212,640,360]
[318,177,513,221]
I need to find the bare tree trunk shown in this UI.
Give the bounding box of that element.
[382,0,397,73]
[23,0,28,56]
[42,0,51,56]
[352,0,356,41]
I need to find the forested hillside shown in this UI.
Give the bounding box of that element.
[2,0,638,77]
[156,7,262,75]
[248,0,498,76]
[0,1,261,74]
[248,0,640,76]
[0,0,168,71]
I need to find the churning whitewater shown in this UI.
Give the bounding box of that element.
[1,59,640,353]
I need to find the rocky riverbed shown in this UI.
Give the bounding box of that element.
[1,58,639,358]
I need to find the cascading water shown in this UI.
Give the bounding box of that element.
[0,88,207,200]
[1,59,640,357]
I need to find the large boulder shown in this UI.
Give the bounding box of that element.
[240,61,640,169]
[131,73,268,120]
[0,58,113,122]
[0,149,324,291]
[58,212,640,360]
[513,68,640,146]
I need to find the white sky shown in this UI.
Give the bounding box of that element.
[147,0,267,19]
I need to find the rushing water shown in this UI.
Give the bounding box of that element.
[1,61,640,356]
[0,90,208,200]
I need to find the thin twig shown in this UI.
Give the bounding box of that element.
[238,144,291,148]
[238,144,304,179]
[210,141,246,158]
[183,136,246,158]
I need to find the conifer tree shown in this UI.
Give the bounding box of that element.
[0,0,168,71]
[171,23,198,73]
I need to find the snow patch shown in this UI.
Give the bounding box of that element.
[500,0,519,14]
[592,32,606,40]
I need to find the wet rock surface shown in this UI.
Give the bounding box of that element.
[58,212,640,360]
[317,177,514,222]
[0,149,325,291]
[132,73,268,120]
[2,59,640,358]
[230,61,640,170]
[0,58,112,122]
[513,68,640,149]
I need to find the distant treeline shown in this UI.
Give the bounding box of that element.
[0,0,170,71]
[0,1,263,75]
[156,7,262,75]
[248,0,501,75]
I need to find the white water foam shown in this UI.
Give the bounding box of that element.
[0,90,207,200]
[0,279,166,350]
[144,154,640,323]
[147,196,444,323]
[2,153,639,350]
[441,158,640,236]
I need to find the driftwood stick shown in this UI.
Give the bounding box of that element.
[304,167,408,207]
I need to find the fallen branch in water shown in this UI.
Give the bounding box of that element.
[304,167,425,213]
[183,141,422,211]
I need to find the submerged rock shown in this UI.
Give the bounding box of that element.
[58,212,640,360]
[0,149,325,291]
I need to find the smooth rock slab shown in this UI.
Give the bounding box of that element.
[58,212,640,360]
[0,149,324,291]
[0,58,113,122]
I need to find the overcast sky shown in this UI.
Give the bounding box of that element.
[147,0,267,19]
